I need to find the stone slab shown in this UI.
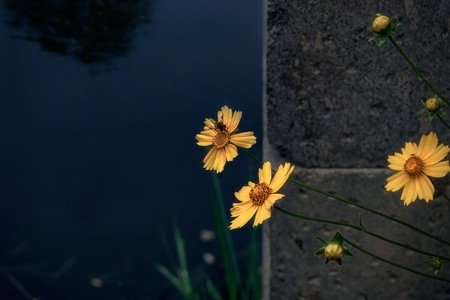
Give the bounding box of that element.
[264,0,450,299]
[265,0,450,168]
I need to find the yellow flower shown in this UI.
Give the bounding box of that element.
[195,106,256,173]
[229,161,294,229]
[385,132,450,205]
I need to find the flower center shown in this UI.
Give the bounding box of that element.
[213,130,229,148]
[249,183,272,206]
[404,155,424,177]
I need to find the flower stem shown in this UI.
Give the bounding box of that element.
[241,149,450,246]
[343,237,450,283]
[287,176,450,247]
[388,36,449,106]
[433,181,450,203]
[273,205,450,262]
[437,114,450,131]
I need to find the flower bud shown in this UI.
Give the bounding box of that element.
[324,243,344,261]
[424,97,440,112]
[372,15,390,33]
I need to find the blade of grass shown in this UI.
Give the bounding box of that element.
[211,171,240,300]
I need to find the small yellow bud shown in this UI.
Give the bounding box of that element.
[372,15,390,33]
[424,97,440,112]
[324,243,344,261]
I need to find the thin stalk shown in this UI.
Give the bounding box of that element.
[433,182,450,203]
[287,176,450,247]
[274,205,450,262]
[211,171,240,300]
[241,149,450,246]
[343,238,450,283]
[437,114,450,131]
[388,36,449,106]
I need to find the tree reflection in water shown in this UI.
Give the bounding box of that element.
[3,0,154,73]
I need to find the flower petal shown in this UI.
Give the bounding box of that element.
[259,162,272,184]
[385,171,409,192]
[269,163,295,192]
[253,206,270,227]
[230,131,256,148]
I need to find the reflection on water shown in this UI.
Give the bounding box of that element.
[0,0,262,298]
[3,0,153,73]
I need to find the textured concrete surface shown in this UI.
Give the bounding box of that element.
[264,1,450,299]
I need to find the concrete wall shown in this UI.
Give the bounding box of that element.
[264,1,450,299]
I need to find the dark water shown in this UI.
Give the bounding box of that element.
[0,0,262,299]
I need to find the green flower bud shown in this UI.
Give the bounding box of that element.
[424,97,440,112]
[372,15,390,33]
[428,256,443,275]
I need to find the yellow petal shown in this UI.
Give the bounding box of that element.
[387,154,407,170]
[400,180,418,205]
[417,132,438,160]
[224,144,238,161]
[270,163,294,192]
[229,205,258,229]
[415,175,434,202]
[402,142,418,156]
[259,162,272,184]
[423,144,450,165]
[385,171,409,192]
[230,131,256,148]
[234,186,252,202]
[264,193,285,206]
[253,206,271,227]
[228,110,242,133]
[423,161,450,177]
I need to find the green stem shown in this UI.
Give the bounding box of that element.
[287,176,450,247]
[241,149,450,246]
[211,171,240,299]
[437,113,450,131]
[343,238,450,283]
[388,36,449,106]
[274,205,450,262]
[433,181,450,203]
